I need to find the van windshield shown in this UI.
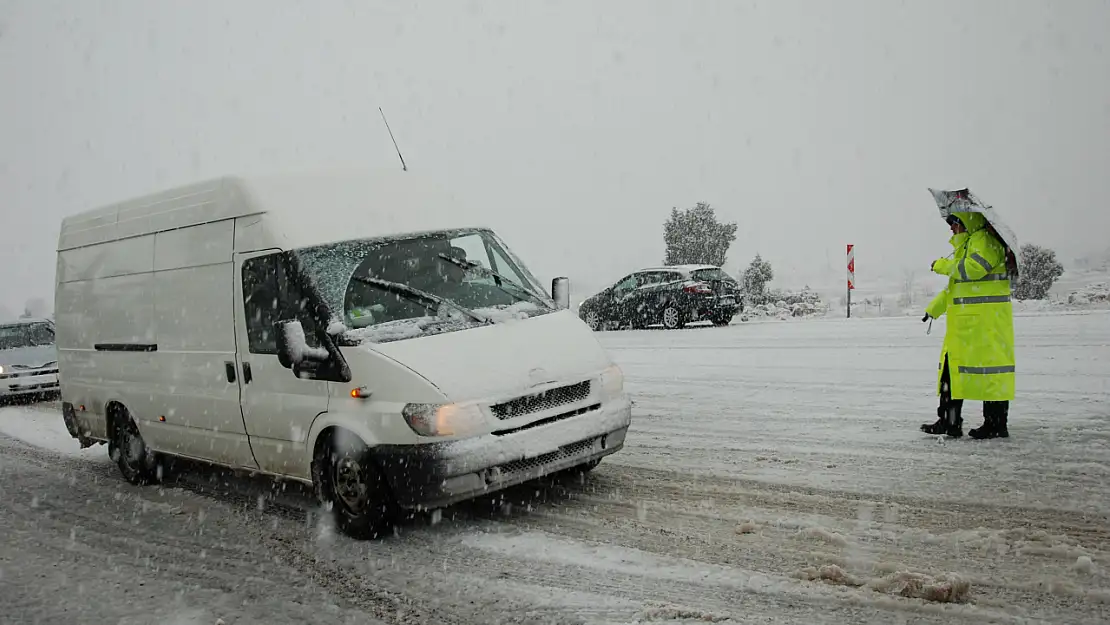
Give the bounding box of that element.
[294,229,556,344]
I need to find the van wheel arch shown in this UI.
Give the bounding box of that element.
[311,427,397,540]
[105,401,129,459]
[106,401,160,485]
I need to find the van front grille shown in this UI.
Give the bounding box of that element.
[498,437,600,475]
[490,380,591,420]
[0,368,58,380]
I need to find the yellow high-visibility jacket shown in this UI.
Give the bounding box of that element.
[925,211,1016,401]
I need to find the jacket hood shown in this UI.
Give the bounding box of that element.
[951,211,988,234]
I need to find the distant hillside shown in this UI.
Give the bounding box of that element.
[1072,247,1110,272]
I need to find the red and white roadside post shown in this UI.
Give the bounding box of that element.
[846,244,855,318]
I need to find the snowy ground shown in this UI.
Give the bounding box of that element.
[1,311,1108,624]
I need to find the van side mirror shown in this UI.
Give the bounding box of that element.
[273,319,328,370]
[274,320,298,369]
[551,277,570,310]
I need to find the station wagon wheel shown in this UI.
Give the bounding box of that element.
[313,431,396,540]
[584,310,601,331]
[661,304,685,329]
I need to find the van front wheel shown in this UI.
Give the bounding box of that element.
[313,431,396,540]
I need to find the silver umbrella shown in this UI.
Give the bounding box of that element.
[927,187,1022,277]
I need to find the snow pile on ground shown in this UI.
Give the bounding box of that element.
[1067,282,1110,305]
[1012,283,1110,313]
[795,564,972,604]
[635,602,733,623]
[742,287,830,320]
[734,520,760,534]
[1073,556,1097,576]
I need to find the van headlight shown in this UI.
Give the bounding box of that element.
[402,402,486,437]
[600,365,625,400]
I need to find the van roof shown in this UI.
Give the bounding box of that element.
[57,169,493,252]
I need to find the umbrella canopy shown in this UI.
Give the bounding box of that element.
[928,187,1021,277]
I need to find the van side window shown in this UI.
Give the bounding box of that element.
[276,261,321,349]
[242,253,322,355]
[242,255,281,354]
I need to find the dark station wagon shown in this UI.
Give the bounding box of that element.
[578,264,742,330]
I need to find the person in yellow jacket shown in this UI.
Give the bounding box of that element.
[920,210,1015,439]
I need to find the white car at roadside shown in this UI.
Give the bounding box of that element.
[0,318,60,402]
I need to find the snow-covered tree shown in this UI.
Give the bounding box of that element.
[898,269,916,308]
[662,202,737,267]
[742,254,774,299]
[21,297,48,319]
[1013,243,1064,300]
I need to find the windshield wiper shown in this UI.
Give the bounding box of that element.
[436,254,551,309]
[350,276,491,326]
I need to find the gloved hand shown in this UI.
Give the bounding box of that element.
[922,313,930,322]
[931,258,952,275]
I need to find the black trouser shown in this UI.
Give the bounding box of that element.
[940,355,1009,420]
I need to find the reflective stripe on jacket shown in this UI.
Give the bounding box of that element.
[924,211,1016,401]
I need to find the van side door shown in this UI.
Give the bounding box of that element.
[233,249,331,478]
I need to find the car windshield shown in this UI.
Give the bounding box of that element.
[0,322,55,350]
[293,228,556,344]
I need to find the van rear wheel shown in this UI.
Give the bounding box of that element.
[313,431,396,540]
[110,409,160,485]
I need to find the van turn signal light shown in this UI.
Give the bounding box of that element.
[350,387,369,399]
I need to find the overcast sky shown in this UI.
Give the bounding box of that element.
[1,0,1108,315]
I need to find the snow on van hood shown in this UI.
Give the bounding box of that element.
[361,309,612,401]
[0,345,57,369]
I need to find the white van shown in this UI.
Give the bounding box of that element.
[55,171,631,538]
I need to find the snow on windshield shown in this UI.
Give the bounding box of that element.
[340,300,545,344]
[294,229,554,344]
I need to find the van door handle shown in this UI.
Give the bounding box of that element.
[225,362,237,384]
[242,362,252,384]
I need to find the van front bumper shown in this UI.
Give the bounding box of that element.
[371,396,633,510]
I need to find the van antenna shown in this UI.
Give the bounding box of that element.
[379,107,407,171]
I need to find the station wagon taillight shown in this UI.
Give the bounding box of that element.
[682,282,713,294]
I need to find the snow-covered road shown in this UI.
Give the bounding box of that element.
[1,311,1108,624]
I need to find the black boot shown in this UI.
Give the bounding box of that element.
[923,358,961,436]
[994,402,1009,438]
[945,405,964,438]
[968,414,995,439]
[970,402,1009,439]
[995,411,1009,438]
[921,405,948,435]
[923,402,962,437]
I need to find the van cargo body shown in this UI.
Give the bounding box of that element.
[54,171,632,538]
